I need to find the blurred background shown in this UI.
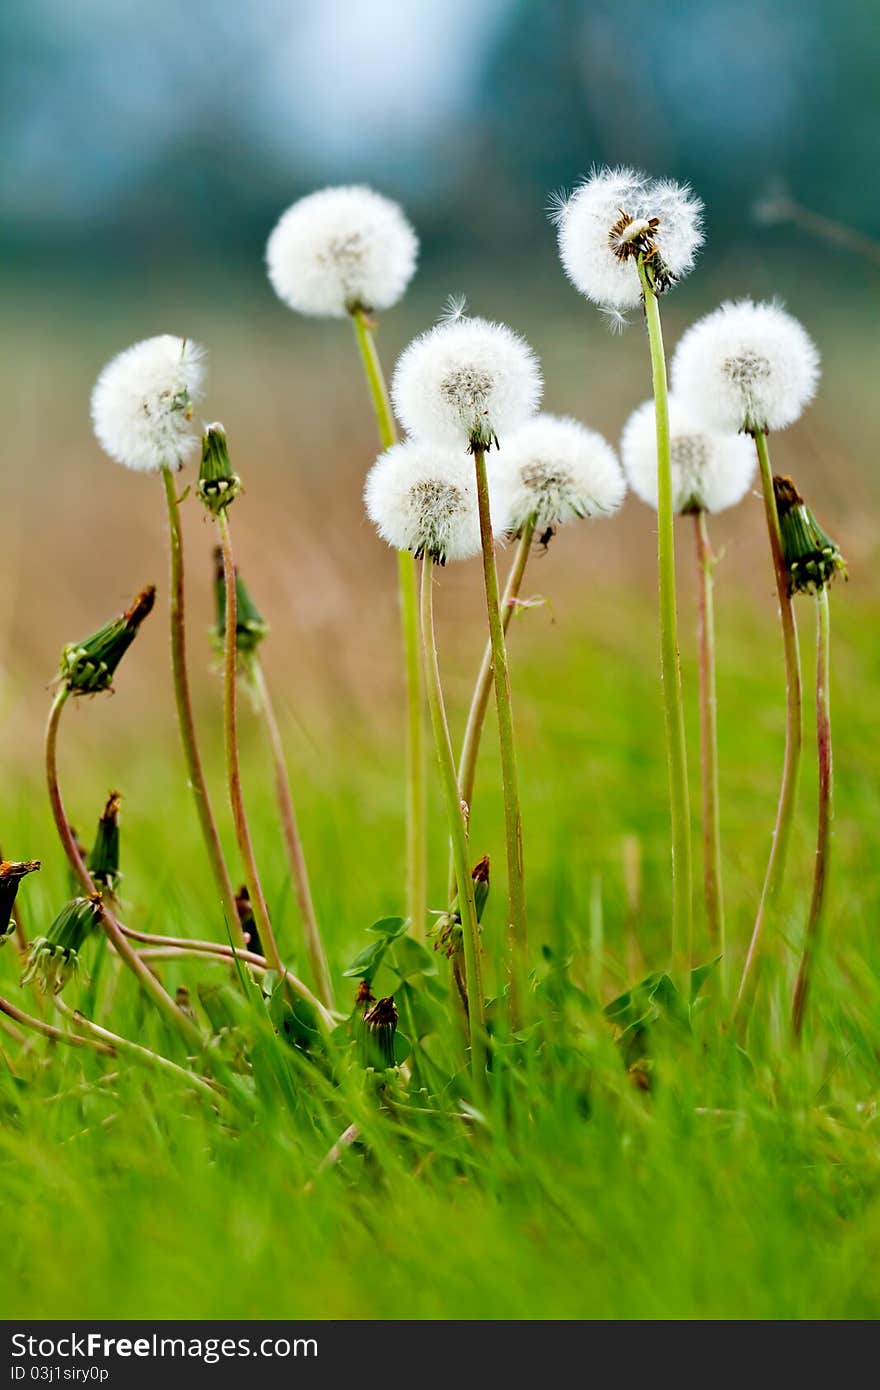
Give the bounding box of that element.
[2,0,878,973]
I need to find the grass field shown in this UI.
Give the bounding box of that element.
[2,269,879,1320]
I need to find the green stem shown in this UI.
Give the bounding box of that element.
[792,587,832,1038]
[420,555,487,1092]
[44,687,203,1047]
[0,991,115,1057]
[217,513,285,984]
[452,519,535,899]
[735,432,802,1023]
[160,466,239,933]
[251,659,334,1008]
[693,510,726,987]
[351,309,427,940]
[473,447,528,1027]
[54,1000,219,1099]
[637,258,693,978]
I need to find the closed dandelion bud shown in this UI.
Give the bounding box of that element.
[22,893,103,994]
[431,856,489,957]
[91,335,205,473]
[621,396,756,514]
[471,855,491,925]
[360,994,399,1070]
[490,414,625,536]
[354,980,376,1012]
[86,792,122,894]
[773,477,846,595]
[0,860,40,945]
[235,883,263,956]
[365,442,510,564]
[59,585,156,695]
[213,550,269,660]
[198,423,242,514]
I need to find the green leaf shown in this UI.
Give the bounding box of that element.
[391,935,438,981]
[690,956,722,1001]
[343,917,409,983]
[392,1030,412,1066]
[366,916,408,939]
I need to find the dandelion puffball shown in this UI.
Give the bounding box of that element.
[365,442,510,564]
[671,299,820,434]
[391,316,542,451]
[265,185,418,319]
[620,397,756,514]
[91,335,205,473]
[490,414,626,534]
[552,166,704,312]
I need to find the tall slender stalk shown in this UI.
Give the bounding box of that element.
[351,308,427,940]
[251,658,334,1008]
[637,259,693,977]
[792,587,832,1038]
[420,556,487,1092]
[216,513,285,986]
[45,687,203,1047]
[735,432,802,1021]
[693,510,726,986]
[472,447,528,1028]
[54,1000,219,1099]
[160,466,239,932]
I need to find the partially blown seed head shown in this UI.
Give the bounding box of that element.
[364,442,510,564]
[490,414,626,535]
[91,336,205,472]
[671,299,820,434]
[620,397,756,513]
[266,185,419,319]
[391,315,542,451]
[551,167,704,313]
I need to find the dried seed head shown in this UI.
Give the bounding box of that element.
[489,414,625,535]
[59,585,156,695]
[621,396,756,514]
[21,893,103,994]
[774,476,847,594]
[198,423,242,515]
[91,335,205,472]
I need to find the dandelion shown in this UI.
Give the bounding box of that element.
[0,860,40,948]
[551,167,703,313]
[553,169,702,976]
[359,995,400,1071]
[622,398,755,979]
[91,339,238,935]
[267,186,426,945]
[364,442,506,564]
[672,301,821,1021]
[773,479,845,1039]
[456,416,624,875]
[22,894,103,994]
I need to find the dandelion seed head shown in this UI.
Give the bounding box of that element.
[90,335,205,474]
[620,396,756,514]
[391,316,542,451]
[489,414,625,534]
[552,166,704,311]
[671,299,820,433]
[364,441,510,563]
[265,185,418,319]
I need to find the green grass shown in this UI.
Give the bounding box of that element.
[3,554,879,1321]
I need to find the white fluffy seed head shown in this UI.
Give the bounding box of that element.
[670,299,820,434]
[391,315,542,451]
[364,442,510,564]
[620,396,756,514]
[266,185,418,319]
[91,335,205,473]
[489,414,626,534]
[551,166,704,312]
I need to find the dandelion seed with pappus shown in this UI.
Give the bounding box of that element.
[91,337,239,934]
[672,302,821,1021]
[22,894,103,995]
[1,860,40,946]
[553,168,703,979]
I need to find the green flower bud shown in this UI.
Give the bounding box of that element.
[87,792,122,894]
[212,549,269,661]
[22,893,103,994]
[774,476,847,595]
[430,855,490,959]
[59,586,156,695]
[198,423,242,514]
[0,860,40,945]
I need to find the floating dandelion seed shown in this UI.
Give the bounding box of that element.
[391,314,542,452]
[621,397,756,514]
[671,299,820,435]
[365,442,510,564]
[266,185,418,319]
[491,414,625,536]
[551,166,704,312]
[91,336,205,472]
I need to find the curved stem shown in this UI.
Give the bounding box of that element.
[54,1000,219,1098]
[420,556,487,1092]
[735,432,802,1023]
[217,513,285,987]
[161,466,239,933]
[473,446,528,1028]
[792,588,832,1038]
[351,309,427,940]
[0,991,115,1057]
[637,259,693,979]
[251,659,334,1008]
[45,687,202,1046]
[694,511,726,986]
